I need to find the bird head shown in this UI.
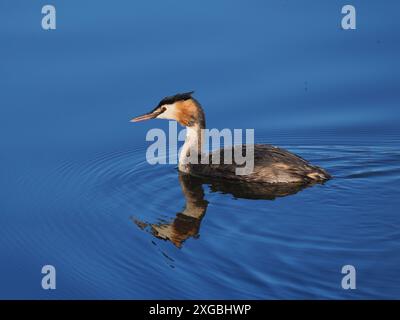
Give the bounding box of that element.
[131,91,205,128]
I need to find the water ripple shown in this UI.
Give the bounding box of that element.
[9,142,400,298]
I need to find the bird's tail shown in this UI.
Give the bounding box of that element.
[306,166,331,182]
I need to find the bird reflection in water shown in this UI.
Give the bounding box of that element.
[133,173,315,248]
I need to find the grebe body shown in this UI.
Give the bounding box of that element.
[190,144,330,184]
[131,92,331,184]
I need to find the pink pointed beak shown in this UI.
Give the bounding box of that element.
[130,111,158,122]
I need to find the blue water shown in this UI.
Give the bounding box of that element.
[1,1,400,299]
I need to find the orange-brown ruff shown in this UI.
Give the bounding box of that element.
[131,92,331,184]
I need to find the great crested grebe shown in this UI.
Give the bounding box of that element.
[131,92,331,184]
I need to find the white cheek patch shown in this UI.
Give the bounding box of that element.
[157,104,177,120]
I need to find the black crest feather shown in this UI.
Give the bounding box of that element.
[157,91,194,108]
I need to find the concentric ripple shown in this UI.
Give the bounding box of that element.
[8,142,400,298]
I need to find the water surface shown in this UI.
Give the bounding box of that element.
[0,1,399,299]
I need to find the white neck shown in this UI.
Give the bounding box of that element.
[179,125,202,173]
